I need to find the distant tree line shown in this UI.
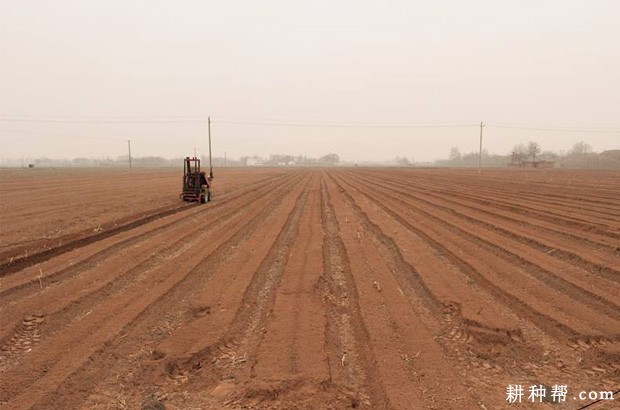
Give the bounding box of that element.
[242,153,340,166]
[438,141,620,169]
[3,153,342,168]
[4,143,618,169]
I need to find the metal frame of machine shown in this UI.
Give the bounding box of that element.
[180,117,214,204]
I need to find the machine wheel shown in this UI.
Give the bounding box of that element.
[200,193,206,204]
[207,190,212,202]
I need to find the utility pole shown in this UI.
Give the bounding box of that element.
[127,140,132,170]
[208,116,213,178]
[478,121,484,174]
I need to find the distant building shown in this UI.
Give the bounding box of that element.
[246,158,264,167]
[599,150,620,160]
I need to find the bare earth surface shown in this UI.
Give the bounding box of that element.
[0,168,618,409]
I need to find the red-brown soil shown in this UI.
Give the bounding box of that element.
[0,168,618,409]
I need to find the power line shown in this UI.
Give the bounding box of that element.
[213,115,476,125]
[215,120,476,129]
[0,128,127,141]
[487,121,620,129]
[217,119,620,132]
[487,123,620,133]
[0,128,203,142]
[0,114,207,119]
[0,118,207,124]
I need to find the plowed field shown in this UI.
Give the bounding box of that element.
[1,168,618,409]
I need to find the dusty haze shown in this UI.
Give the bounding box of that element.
[1,0,619,163]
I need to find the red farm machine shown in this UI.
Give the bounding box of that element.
[180,117,214,204]
[180,157,212,203]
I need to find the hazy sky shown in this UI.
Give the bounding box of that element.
[1,0,619,162]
